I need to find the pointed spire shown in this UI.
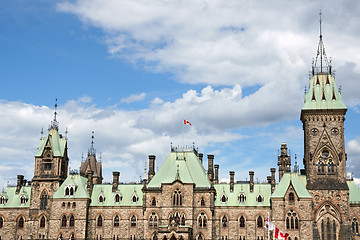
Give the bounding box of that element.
[88,131,96,156]
[48,99,59,131]
[312,10,332,75]
[40,127,44,140]
[65,127,68,140]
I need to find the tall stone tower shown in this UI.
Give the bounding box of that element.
[278,142,291,181]
[300,13,351,240]
[29,101,69,233]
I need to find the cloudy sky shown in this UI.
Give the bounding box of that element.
[1,0,360,188]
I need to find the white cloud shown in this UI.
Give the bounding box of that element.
[120,93,146,104]
[347,137,360,177]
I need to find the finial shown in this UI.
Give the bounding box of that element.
[88,131,96,156]
[99,152,102,162]
[65,127,68,140]
[319,10,322,39]
[40,127,44,140]
[81,152,84,162]
[339,85,342,94]
[48,99,59,131]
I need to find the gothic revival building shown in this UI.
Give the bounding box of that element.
[1,23,360,240]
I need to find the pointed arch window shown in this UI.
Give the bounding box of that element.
[98,194,104,203]
[114,215,120,227]
[20,195,27,204]
[69,215,75,228]
[239,216,245,228]
[257,195,263,203]
[326,218,331,240]
[257,216,263,228]
[151,197,156,206]
[70,187,74,196]
[198,212,207,228]
[61,215,67,227]
[333,220,336,240]
[239,193,246,203]
[65,187,70,196]
[353,218,359,234]
[97,215,103,227]
[131,193,138,203]
[115,194,122,203]
[173,189,182,206]
[200,197,205,206]
[152,233,158,240]
[70,232,75,240]
[40,190,48,210]
[181,214,185,226]
[289,192,295,202]
[197,234,204,240]
[0,216,3,228]
[18,216,24,229]
[221,194,227,203]
[131,215,136,227]
[286,210,299,230]
[149,212,158,227]
[40,216,46,228]
[0,196,6,204]
[222,215,228,228]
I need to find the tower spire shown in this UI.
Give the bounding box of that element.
[48,99,59,131]
[88,131,96,156]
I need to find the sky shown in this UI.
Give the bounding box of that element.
[1,0,360,188]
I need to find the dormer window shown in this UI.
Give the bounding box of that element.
[20,196,27,204]
[0,196,6,204]
[257,194,263,203]
[98,194,105,203]
[115,193,122,203]
[238,193,246,203]
[65,185,76,197]
[221,194,227,203]
[131,193,138,203]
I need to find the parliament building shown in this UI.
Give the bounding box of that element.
[1,24,360,240]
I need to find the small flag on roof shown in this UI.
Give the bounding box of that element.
[184,120,192,126]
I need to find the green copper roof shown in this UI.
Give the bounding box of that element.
[347,180,360,204]
[35,128,67,157]
[147,151,211,188]
[90,184,143,207]
[52,174,89,199]
[271,173,312,199]
[302,74,347,110]
[214,183,271,207]
[0,186,31,208]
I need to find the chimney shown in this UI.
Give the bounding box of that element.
[214,164,219,184]
[198,153,203,164]
[16,175,24,194]
[86,170,94,196]
[207,155,214,182]
[148,155,156,181]
[112,171,120,192]
[229,171,235,192]
[267,176,272,184]
[271,168,276,193]
[249,171,254,192]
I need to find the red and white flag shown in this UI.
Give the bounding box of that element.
[184,120,192,126]
[274,227,289,240]
[265,215,275,231]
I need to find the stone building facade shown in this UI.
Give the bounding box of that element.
[1,25,360,240]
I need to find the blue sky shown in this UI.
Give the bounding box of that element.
[1,0,360,187]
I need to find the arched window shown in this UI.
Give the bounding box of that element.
[65,187,70,196]
[70,232,75,240]
[97,215,103,227]
[69,215,75,228]
[326,218,331,240]
[72,202,76,208]
[174,212,180,224]
[173,189,182,206]
[154,215,158,227]
[222,215,228,228]
[239,216,245,228]
[181,214,185,226]
[40,190,48,210]
[40,216,46,228]
[197,234,203,240]
[198,212,207,228]
[257,195,263,203]
[58,233,63,240]
[239,193,246,203]
[61,215,67,227]
[114,215,120,227]
[0,216,3,228]
[289,192,294,202]
[99,195,104,203]
[152,197,156,206]
[257,216,263,228]
[20,196,27,204]
[115,194,121,203]
[62,202,65,208]
[152,233,158,240]
[18,216,24,229]
[0,196,6,204]
[131,215,136,227]
[295,217,299,229]
[286,210,299,230]
[333,220,336,240]
[201,198,205,206]
[221,194,227,203]
[321,220,325,240]
[149,215,153,227]
[132,195,137,203]
[70,187,74,196]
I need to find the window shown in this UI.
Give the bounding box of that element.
[97,216,103,227]
[181,214,185,226]
[353,218,359,234]
[152,233,158,240]
[62,202,65,208]
[67,202,70,208]
[44,163,52,170]
[70,233,75,240]
[151,197,156,206]
[0,216,3,228]
[197,234,204,240]
[239,216,245,228]
[239,193,246,203]
[221,194,227,203]
[65,187,70,196]
[18,217,24,229]
[173,189,182,206]
[70,187,74,196]
[20,196,27,204]
[132,194,138,203]
[222,215,228,227]
[198,212,207,228]
[0,196,6,204]
[69,215,75,228]
[257,216,263,228]
[58,233,63,240]
[115,194,121,203]
[286,210,299,230]
[72,202,76,208]
[114,215,120,227]
[40,190,48,209]
[200,198,205,206]
[289,192,295,202]
[40,216,46,228]
[131,215,136,227]
[61,215,67,227]
[99,195,104,203]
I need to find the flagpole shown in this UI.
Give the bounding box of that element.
[182,119,184,148]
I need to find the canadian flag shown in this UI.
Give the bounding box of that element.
[274,227,289,240]
[265,216,275,231]
[184,120,192,126]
